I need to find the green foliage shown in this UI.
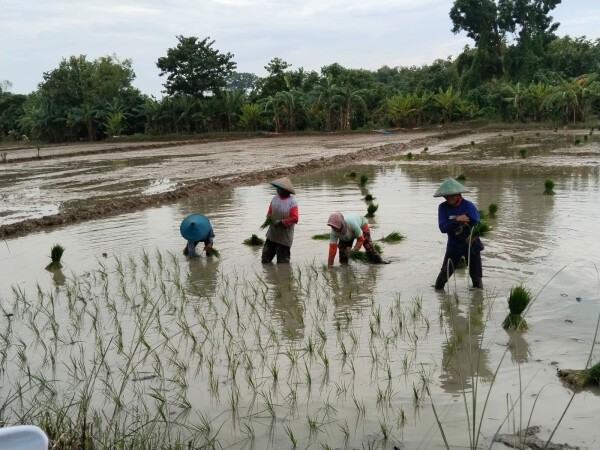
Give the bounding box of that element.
[45,244,65,270]
[260,215,274,230]
[359,174,368,186]
[206,247,220,258]
[488,203,498,216]
[472,218,492,237]
[365,203,379,217]
[455,173,467,181]
[156,36,236,99]
[348,250,369,262]
[507,285,532,315]
[239,103,263,131]
[311,233,330,240]
[543,179,555,195]
[243,234,264,246]
[380,231,405,243]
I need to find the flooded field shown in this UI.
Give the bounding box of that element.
[1,129,600,449]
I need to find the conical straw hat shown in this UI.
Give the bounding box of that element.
[433,178,470,197]
[270,177,295,194]
[180,214,211,241]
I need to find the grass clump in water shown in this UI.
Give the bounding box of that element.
[543,179,555,195]
[311,233,330,240]
[359,174,369,186]
[45,244,65,270]
[363,193,375,202]
[379,231,405,243]
[348,243,382,263]
[502,285,532,331]
[558,362,600,389]
[488,203,498,217]
[243,234,264,246]
[455,173,467,181]
[365,203,379,218]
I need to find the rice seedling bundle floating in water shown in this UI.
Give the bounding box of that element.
[379,231,405,243]
[347,171,357,178]
[488,203,498,217]
[558,362,600,389]
[45,244,65,270]
[543,179,555,195]
[348,250,369,262]
[243,234,264,246]
[311,233,330,240]
[502,285,532,331]
[365,203,379,217]
[455,173,467,181]
[363,194,375,202]
[359,174,368,186]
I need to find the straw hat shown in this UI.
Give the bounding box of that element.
[433,178,470,197]
[180,214,211,241]
[270,177,295,194]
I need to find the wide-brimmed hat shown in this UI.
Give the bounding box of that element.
[270,177,295,194]
[180,214,211,241]
[433,178,470,197]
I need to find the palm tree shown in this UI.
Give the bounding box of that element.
[334,85,369,131]
[432,86,461,124]
[310,74,341,131]
[527,82,551,122]
[239,103,262,131]
[259,95,283,133]
[502,82,527,121]
[220,89,246,131]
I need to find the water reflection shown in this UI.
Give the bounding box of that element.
[507,331,532,364]
[186,256,220,300]
[439,290,494,393]
[262,264,305,341]
[328,265,378,318]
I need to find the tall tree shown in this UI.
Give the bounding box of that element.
[157,36,236,99]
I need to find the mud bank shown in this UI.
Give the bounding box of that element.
[0,135,437,238]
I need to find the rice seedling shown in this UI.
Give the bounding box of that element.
[365,203,379,217]
[502,285,532,331]
[519,148,527,158]
[379,231,405,243]
[363,193,375,201]
[348,250,369,262]
[407,152,413,160]
[359,174,368,186]
[488,203,498,217]
[471,140,475,145]
[45,244,65,270]
[455,173,467,181]
[471,218,492,238]
[284,424,298,447]
[584,134,588,141]
[205,247,220,258]
[543,179,555,195]
[574,137,581,145]
[347,171,357,178]
[558,361,600,389]
[243,234,264,246]
[260,215,274,229]
[311,233,330,240]
[423,146,429,152]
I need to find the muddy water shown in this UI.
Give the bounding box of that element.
[1,133,600,448]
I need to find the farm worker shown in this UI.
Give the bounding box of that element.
[180,214,215,257]
[433,178,484,290]
[327,212,384,267]
[261,177,299,264]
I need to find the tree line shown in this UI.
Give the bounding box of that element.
[1,0,600,143]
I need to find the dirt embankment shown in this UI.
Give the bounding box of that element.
[0,135,440,239]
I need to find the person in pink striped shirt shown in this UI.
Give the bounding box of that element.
[261,177,299,264]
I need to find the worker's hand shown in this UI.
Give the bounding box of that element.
[456,214,469,223]
[352,246,360,252]
[274,220,282,226]
[204,242,213,251]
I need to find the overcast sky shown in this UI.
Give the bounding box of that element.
[1,0,599,98]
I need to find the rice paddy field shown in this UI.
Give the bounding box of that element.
[1,130,600,449]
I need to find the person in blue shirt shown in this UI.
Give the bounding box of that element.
[434,178,484,290]
[180,214,215,257]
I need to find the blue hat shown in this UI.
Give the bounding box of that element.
[180,214,211,241]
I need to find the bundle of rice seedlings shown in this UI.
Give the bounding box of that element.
[363,193,375,201]
[373,242,383,254]
[348,250,369,262]
[407,152,413,160]
[379,231,405,243]
[260,215,274,229]
[45,244,65,270]
[488,203,498,217]
[455,173,467,181]
[478,209,488,220]
[347,171,357,178]
[243,234,264,246]
[365,203,379,217]
[359,174,369,186]
[423,147,428,152]
[311,233,330,240]
[558,362,600,389]
[502,285,532,331]
[206,247,220,258]
[543,179,555,195]
[472,218,492,237]
[519,148,527,158]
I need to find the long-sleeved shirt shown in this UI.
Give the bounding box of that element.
[438,197,480,251]
[265,194,299,247]
[328,214,369,264]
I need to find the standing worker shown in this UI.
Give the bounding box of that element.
[180,214,215,257]
[261,177,299,264]
[326,212,384,267]
[433,178,484,290]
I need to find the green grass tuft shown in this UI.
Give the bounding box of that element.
[363,193,375,202]
[488,203,498,216]
[45,244,65,270]
[206,247,220,258]
[311,233,330,240]
[365,203,379,217]
[543,178,555,195]
[359,174,369,186]
[379,231,405,243]
[243,234,264,246]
